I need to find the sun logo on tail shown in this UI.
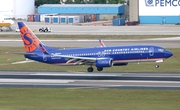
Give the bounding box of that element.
[20,26,40,52]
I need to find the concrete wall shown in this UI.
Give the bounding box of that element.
[124,5,129,19]
[129,0,139,21]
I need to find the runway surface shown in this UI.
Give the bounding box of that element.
[0,39,180,48]
[1,21,180,35]
[0,71,180,90]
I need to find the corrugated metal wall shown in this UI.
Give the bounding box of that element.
[38,4,124,14]
[100,14,117,20]
[139,16,180,24]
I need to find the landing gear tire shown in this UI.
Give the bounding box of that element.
[87,67,94,72]
[155,64,159,68]
[97,67,103,71]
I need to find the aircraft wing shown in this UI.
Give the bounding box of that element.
[52,54,106,65]
[39,43,107,65]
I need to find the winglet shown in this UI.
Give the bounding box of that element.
[99,39,106,47]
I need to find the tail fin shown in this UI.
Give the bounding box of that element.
[99,39,106,47]
[18,22,41,53]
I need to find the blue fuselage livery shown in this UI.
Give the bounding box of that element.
[25,45,171,64]
[18,22,173,72]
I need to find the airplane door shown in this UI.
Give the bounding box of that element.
[149,47,154,56]
[43,54,47,61]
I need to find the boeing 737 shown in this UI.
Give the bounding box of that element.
[17,22,173,72]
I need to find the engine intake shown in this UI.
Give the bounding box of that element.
[96,58,112,67]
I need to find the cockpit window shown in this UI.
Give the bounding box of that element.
[158,48,164,52]
[4,18,11,20]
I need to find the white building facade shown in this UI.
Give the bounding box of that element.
[0,0,34,19]
[139,0,180,24]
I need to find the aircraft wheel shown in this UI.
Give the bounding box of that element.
[155,64,159,68]
[97,67,103,71]
[87,67,94,72]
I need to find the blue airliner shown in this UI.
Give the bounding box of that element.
[18,22,173,72]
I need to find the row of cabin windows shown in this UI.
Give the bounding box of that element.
[61,53,97,56]
[59,51,145,56]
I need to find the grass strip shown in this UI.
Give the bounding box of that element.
[0,34,178,40]
[0,88,179,110]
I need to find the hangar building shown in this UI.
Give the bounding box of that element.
[130,0,180,24]
[38,4,125,20]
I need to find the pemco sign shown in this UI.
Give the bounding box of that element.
[139,0,180,15]
[145,0,180,7]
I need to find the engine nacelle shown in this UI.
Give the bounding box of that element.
[96,58,112,67]
[113,63,128,66]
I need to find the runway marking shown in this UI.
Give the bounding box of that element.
[0,79,75,83]
[33,73,118,77]
[0,79,180,84]
[1,37,180,42]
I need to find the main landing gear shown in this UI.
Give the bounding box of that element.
[87,67,103,72]
[97,67,103,71]
[87,67,94,72]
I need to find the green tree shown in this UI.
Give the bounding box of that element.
[92,0,106,4]
[108,0,126,4]
[35,0,60,7]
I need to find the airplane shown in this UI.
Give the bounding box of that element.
[0,15,14,25]
[17,22,173,72]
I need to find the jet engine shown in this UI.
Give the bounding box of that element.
[95,58,113,67]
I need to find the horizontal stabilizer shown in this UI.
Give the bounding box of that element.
[6,52,25,55]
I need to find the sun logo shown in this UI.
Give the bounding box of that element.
[20,26,40,52]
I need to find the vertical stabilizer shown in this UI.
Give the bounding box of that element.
[18,22,41,53]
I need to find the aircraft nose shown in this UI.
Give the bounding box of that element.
[165,50,173,58]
